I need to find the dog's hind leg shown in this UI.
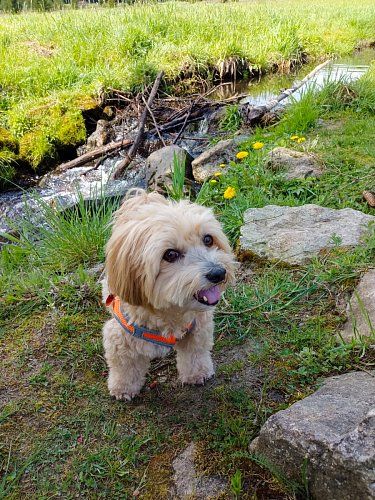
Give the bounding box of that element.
[103,321,150,401]
[174,318,215,385]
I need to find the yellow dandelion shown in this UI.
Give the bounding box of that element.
[297,137,306,143]
[252,141,264,150]
[214,172,222,177]
[219,163,226,167]
[236,151,249,160]
[223,186,236,199]
[209,179,218,185]
[291,135,299,141]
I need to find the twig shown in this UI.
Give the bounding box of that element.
[112,70,164,179]
[142,95,166,147]
[173,101,195,144]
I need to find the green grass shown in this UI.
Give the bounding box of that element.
[1,37,375,499]
[1,0,375,175]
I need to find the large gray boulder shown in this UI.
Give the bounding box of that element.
[340,270,375,342]
[266,147,324,180]
[240,204,375,264]
[250,371,375,500]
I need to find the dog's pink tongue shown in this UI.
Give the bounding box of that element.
[198,285,221,305]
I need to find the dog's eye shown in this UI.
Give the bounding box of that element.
[163,249,181,263]
[203,234,214,247]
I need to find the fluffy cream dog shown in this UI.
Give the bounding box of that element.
[102,189,235,401]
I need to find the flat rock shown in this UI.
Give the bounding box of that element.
[340,269,375,342]
[240,204,375,264]
[191,138,238,183]
[250,371,375,500]
[145,145,193,193]
[172,442,228,499]
[266,146,324,180]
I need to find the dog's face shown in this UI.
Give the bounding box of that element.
[105,191,236,311]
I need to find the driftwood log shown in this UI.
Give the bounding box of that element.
[53,138,133,174]
[240,59,331,126]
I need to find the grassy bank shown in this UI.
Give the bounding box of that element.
[1,66,375,496]
[1,0,375,181]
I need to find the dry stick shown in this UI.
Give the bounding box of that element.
[112,70,164,180]
[142,95,166,147]
[172,101,195,144]
[241,59,332,124]
[53,139,133,174]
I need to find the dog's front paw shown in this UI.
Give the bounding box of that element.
[109,389,137,401]
[180,368,215,386]
[108,381,141,401]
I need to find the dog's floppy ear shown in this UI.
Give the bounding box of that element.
[105,189,165,306]
[105,227,149,306]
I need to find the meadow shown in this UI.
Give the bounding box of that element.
[1,0,375,179]
[1,1,375,497]
[1,65,375,496]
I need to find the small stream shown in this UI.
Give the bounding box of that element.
[1,48,374,235]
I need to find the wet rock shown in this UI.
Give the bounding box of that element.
[172,442,228,499]
[340,270,375,342]
[250,371,375,500]
[86,119,115,150]
[266,147,324,180]
[240,204,375,265]
[145,145,193,193]
[191,138,239,183]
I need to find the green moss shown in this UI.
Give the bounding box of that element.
[0,126,17,152]
[54,109,86,147]
[12,102,86,170]
[19,129,55,170]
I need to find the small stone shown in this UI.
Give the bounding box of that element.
[86,120,115,150]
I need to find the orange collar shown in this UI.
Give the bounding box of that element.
[106,295,196,348]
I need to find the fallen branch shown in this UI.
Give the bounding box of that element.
[241,59,331,125]
[112,70,164,180]
[53,138,133,174]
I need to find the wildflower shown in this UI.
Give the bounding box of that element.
[214,172,222,177]
[236,151,249,159]
[297,137,306,143]
[252,141,264,150]
[209,179,218,185]
[224,186,236,199]
[291,135,299,141]
[219,163,226,167]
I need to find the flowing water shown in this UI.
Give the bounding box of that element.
[1,48,374,235]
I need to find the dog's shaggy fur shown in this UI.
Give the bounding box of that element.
[102,190,236,400]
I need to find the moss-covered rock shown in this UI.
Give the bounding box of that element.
[19,130,55,170]
[9,102,87,171]
[0,127,18,152]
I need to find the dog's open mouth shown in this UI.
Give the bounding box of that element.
[194,285,221,306]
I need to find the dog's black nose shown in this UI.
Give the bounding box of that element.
[206,266,226,284]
